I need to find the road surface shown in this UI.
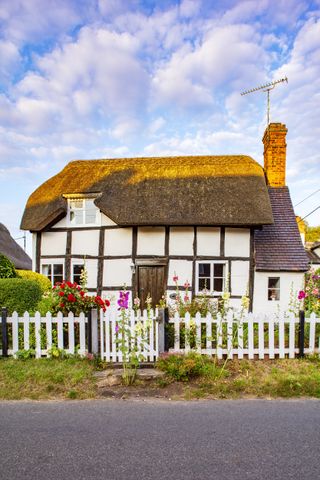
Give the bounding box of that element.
[1,399,319,479]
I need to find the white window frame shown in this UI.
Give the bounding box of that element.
[66,196,101,227]
[196,260,228,296]
[41,262,64,286]
[268,276,280,301]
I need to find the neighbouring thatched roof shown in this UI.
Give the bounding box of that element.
[254,187,309,271]
[0,223,32,270]
[21,155,273,231]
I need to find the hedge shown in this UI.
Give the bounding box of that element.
[0,278,43,315]
[17,270,51,293]
[0,254,16,279]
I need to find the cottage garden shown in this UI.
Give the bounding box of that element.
[0,252,320,400]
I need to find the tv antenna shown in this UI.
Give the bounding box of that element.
[241,77,288,125]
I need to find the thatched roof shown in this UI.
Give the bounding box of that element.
[21,155,273,231]
[254,187,309,272]
[0,223,32,270]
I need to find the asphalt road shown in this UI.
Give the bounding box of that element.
[1,399,320,480]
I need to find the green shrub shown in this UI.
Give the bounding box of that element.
[16,270,51,294]
[157,352,214,382]
[0,278,42,315]
[0,254,16,279]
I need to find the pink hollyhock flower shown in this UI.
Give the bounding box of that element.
[115,324,119,333]
[184,295,189,303]
[312,288,319,295]
[298,290,306,300]
[173,275,179,282]
[184,281,190,289]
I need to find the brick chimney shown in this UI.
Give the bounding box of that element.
[262,123,287,187]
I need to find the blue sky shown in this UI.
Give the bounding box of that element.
[0,0,319,255]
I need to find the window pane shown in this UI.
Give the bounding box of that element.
[199,278,210,291]
[53,264,63,286]
[268,277,280,289]
[199,263,210,277]
[70,199,83,209]
[214,263,224,277]
[42,264,51,279]
[85,209,97,224]
[73,264,83,284]
[214,278,223,292]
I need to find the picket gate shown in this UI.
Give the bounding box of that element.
[100,307,159,363]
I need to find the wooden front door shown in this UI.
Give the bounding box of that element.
[137,265,166,309]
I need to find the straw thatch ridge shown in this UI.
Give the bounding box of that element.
[21,155,273,231]
[0,223,32,270]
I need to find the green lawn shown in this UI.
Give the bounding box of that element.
[0,357,97,400]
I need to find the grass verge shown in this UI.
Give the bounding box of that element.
[156,353,320,400]
[0,357,97,400]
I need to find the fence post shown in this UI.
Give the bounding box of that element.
[87,309,92,354]
[164,307,169,352]
[91,309,98,355]
[158,307,169,354]
[298,309,305,358]
[1,307,8,357]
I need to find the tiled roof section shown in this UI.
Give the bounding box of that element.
[254,187,309,271]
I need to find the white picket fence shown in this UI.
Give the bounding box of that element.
[169,311,320,359]
[1,309,320,360]
[0,311,87,357]
[100,308,159,363]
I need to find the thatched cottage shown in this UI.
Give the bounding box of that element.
[21,123,309,313]
[0,223,32,270]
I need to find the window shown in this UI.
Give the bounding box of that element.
[72,263,83,285]
[42,263,63,286]
[268,277,280,301]
[196,261,227,295]
[68,198,99,226]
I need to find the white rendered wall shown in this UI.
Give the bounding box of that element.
[32,233,37,271]
[72,230,100,256]
[231,261,250,296]
[253,272,305,314]
[225,228,250,257]
[169,227,194,256]
[137,227,165,256]
[313,246,320,257]
[101,213,117,226]
[168,260,193,287]
[85,259,98,289]
[103,259,132,287]
[197,227,220,256]
[51,217,67,228]
[41,232,67,256]
[104,228,132,256]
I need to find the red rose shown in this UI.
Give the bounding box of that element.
[66,281,73,288]
[58,291,64,297]
[60,302,65,308]
[67,293,76,302]
[80,291,85,297]
[105,299,110,307]
[60,283,66,289]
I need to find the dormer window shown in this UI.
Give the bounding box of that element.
[66,195,100,226]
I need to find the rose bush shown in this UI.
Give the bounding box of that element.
[50,281,110,315]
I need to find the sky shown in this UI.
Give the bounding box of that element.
[0,0,319,256]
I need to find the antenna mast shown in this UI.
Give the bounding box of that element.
[241,77,288,125]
